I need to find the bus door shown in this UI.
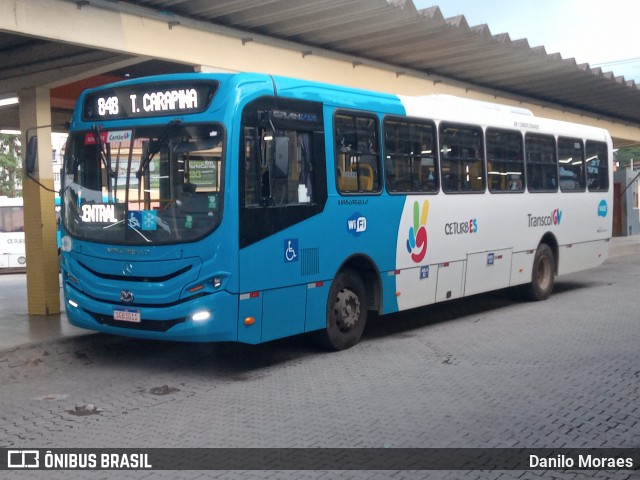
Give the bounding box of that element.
[237,97,327,343]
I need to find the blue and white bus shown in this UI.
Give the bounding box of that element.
[59,73,612,349]
[0,196,26,272]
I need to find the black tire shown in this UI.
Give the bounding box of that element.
[523,243,555,301]
[318,269,368,351]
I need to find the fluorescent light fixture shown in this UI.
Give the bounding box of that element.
[0,96,19,107]
[0,129,21,135]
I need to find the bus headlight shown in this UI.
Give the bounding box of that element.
[191,310,211,322]
[60,235,73,252]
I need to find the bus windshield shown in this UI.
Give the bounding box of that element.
[61,123,224,245]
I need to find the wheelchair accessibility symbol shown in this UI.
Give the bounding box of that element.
[284,239,299,263]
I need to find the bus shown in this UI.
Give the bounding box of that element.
[0,196,26,272]
[58,73,612,350]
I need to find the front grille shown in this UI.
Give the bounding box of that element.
[78,262,192,282]
[65,281,210,309]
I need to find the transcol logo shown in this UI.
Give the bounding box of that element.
[528,208,562,228]
[406,200,429,263]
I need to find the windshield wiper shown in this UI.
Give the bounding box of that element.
[135,119,182,180]
[91,125,116,201]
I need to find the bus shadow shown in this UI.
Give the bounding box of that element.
[59,279,596,378]
[363,277,598,342]
[66,330,319,380]
[363,290,518,341]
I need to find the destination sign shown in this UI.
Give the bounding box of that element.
[82,81,218,121]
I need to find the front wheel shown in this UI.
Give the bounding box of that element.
[318,269,368,351]
[523,243,555,301]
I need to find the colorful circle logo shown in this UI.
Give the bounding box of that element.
[406,200,429,263]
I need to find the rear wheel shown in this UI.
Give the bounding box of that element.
[318,269,367,350]
[523,243,555,301]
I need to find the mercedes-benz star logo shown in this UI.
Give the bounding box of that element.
[120,290,134,303]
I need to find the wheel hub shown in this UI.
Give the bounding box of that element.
[335,288,360,329]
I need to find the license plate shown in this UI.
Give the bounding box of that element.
[113,307,141,323]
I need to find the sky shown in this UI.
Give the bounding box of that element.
[413,0,640,82]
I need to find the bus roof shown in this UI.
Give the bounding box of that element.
[73,72,611,141]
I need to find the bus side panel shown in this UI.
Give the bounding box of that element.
[394,265,438,311]
[262,286,306,342]
[305,282,330,332]
[435,260,465,302]
[376,271,396,315]
[557,239,610,276]
[238,293,262,344]
[510,250,535,287]
[9,255,26,269]
[464,248,512,297]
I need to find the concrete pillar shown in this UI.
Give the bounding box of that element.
[18,87,60,315]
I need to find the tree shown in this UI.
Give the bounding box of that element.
[614,146,640,169]
[0,134,22,197]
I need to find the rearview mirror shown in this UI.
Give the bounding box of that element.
[25,136,38,175]
[274,136,290,179]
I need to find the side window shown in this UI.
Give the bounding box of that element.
[439,123,485,193]
[334,112,381,194]
[0,206,23,233]
[558,137,585,192]
[486,128,524,192]
[526,133,557,192]
[384,117,438,193]
[586,141,609,192]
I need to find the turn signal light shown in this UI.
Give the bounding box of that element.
[244,317,255,326]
